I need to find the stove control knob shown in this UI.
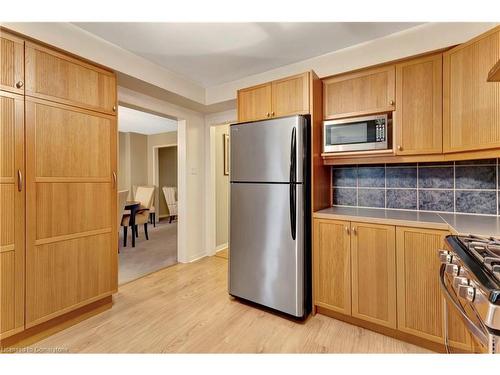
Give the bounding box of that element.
[458,284,475,302]
[453,276,469,289]
[445,263,459,276]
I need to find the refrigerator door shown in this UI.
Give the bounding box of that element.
[230,116,305,183]
[229,182,304,317]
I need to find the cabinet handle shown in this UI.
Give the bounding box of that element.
[389,100,395,106]
[271,111,275,117]
[352,227,357,236]
[112,105,117,112]
[16,81,24,89]
[397,145,403,151]
[17,170,23,192]
[345,226,350,235]
[112,171,117,188]
[266,112,270,117]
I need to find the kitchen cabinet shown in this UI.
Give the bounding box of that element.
[323,65,395,120]
[396,227,448,343]
[237,72,311,122]
[271,72,310,118]
[350,222,397,329]
[25,42,117,115]
[0,31,24,95]
[25,98,117,327]
[443,26,500,153]
[237,83,272,122]
[0,91,25,339]
[395,53,443,155]
[313,219,351,315]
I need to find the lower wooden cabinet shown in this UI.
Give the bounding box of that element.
[313,219,351,315]
[313,218,474,352]
[351,222,397,329]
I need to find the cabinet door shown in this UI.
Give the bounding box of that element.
[0,31,24,95]
[323,65,395,120]
[271,72,310,117]
[0,91,25,339]
[396,227,448,343]
[443,27,500,152]
[25,42,117,115]
[313,219,351,315]
[351,222,396,328]
[25,98,117,328]
[395,54,443,155]
[237,83,272,122]
[446,301,474,352]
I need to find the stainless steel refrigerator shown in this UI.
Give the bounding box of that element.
[229,115,311,318]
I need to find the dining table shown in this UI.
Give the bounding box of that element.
[124,200,142,247]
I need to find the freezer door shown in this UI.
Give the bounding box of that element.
[230,116,306,183]
[229,182,304,317]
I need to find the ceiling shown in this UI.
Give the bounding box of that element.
[118,106,177,135]
[74,22,421,87]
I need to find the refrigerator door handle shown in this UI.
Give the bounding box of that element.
[289,127,297,240]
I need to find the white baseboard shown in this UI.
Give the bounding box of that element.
[215,243,228,252]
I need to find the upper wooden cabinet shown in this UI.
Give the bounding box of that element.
[25,42,117,115]
[237,72,311,122]
[0,31,24,95]
[313,219,351,315]
[0,91,25,340]
[350,222,397,329]
[443,27,500,153]
[237,83,272,122]
[395,54,443,155]
[323,65,395,120]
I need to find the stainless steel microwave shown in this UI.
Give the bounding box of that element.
[323,114,391,153]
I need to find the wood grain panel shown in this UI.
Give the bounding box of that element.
[323,65,395,119]
[443,27,500,152]
[237,83,272,122]
[25,233,114,326]
[351,222,396,328]
[26,98,112,178]
[313,219,351,315]
[25,42,116,115]
[271,72,310,117]
[395,53,443,155]
[0,31,24,95]
[396,227,448,343]
[447,301,474,351]
[36,183,112,240]
[0,91,25,339]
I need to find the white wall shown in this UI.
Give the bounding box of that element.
[215,124,230,247]
[119,86,207,263]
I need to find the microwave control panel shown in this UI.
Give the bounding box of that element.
[375,120,386,142]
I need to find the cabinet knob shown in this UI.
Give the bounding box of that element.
[16,81,24,89]
[271,111,275,117]
[352,227,357,236]
[397,145,403,151]
[389,100,395,106]
[345,226,350,235]
[266,112,270,117]
[112,105,117,112]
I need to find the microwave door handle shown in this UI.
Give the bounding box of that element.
[439,264,489,348]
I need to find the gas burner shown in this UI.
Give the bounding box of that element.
[457,234,500,283]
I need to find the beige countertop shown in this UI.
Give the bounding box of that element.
[313,206,500,237]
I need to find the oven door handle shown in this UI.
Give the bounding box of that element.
[439,264,489,348]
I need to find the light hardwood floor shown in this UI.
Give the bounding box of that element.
[28,256,431,353]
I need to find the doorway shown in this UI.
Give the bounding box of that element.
[117,105,179,284]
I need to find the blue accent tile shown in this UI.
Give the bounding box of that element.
[419,190,454,212]
[332,167,357,187]
[386,189,417,210]
[386,167,417,188]
[418,167,454,189]
[456,191,497,215]
[455,166,496,190]
[358,188,385,208]
[455,159,496,165]
[358,166,385,188]
[333,188,357,206]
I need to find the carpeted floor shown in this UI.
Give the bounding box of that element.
[118,219,177,285]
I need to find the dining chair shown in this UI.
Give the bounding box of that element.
[117,190,129,251]
[162,186,178,223]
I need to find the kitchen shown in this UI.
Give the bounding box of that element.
[1,6,500,372]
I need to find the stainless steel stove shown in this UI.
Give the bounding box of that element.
[439,234,500,353]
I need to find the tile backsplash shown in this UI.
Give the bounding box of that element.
[331,159,499,215]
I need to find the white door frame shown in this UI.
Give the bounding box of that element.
[152,143,177,220]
